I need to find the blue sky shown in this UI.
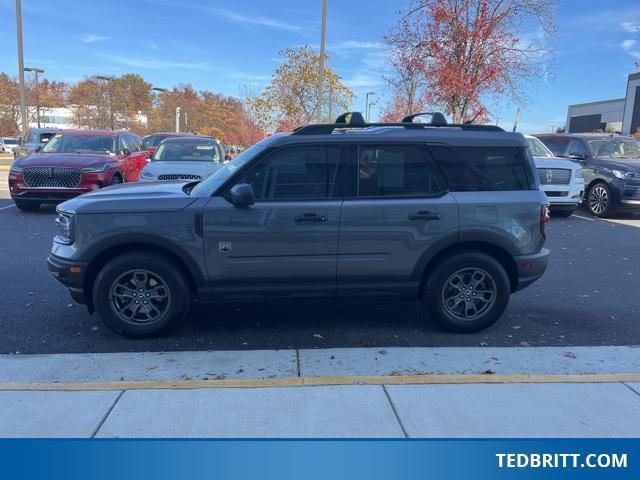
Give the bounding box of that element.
[1,0,639,133]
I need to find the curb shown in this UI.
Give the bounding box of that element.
[1,373,639,391]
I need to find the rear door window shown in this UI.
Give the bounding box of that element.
[429,145,537,191]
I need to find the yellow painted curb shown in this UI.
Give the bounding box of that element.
[0,165,11,170]
[0,373,639,391]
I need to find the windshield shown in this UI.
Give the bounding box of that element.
[154,140,220,162]
[587,138,640,159]
[190,143,265,196]
[3,138,18,145]
[526,137,553,157]
[42,133,115,154]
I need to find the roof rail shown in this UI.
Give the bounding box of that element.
[290,111,503,135]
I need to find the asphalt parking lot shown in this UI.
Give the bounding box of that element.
[1,169,640,354]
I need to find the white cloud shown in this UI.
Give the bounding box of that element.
[343,73,385,89]
[217,9,302,33]
[621,21,640,33]
[106,55,208,70]
[334,41,383,51]
[81,34,111,44]
[622,39,637,50]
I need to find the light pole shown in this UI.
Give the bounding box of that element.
[152,86,169,130]
[364,91,375,122]
[367,101,377,123]
[94,75,115,130]
[315,0,328,123]
[24,67,44,128]
[175,107,181,133]
[15,0,27,133]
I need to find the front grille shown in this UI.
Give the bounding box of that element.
[23,167,81,188]
[158,174,202,181]
[544,191,569,197]
[537,168,571,185]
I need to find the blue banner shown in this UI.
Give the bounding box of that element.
[0,439,637,479]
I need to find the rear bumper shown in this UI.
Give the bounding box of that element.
[513,248,549,292]
[47,254,88,305]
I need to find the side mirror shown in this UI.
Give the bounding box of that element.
[121,149,131,156]
[34,145,42,153]
[225,154,231,161]
[227,183,255,208]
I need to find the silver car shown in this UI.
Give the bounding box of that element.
[0,137,19,154]
[139,136,225,182]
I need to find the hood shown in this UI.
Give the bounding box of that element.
[15,152,113,169]
[592,157,640,171]
[143,161,222,178]
[533,156,581,170]
[59,180,198,214]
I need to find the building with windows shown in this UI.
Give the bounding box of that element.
[566,72,640,135]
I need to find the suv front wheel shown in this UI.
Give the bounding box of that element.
[423,252,510,333]
[93,252,191,337]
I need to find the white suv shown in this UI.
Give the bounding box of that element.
[525,135,583,217]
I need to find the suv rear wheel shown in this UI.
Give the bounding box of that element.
[93,252,191,337]
[423,252,510,333]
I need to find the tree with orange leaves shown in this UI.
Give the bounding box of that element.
[383,0,557,123]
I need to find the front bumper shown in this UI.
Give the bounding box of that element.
[541,182,583,209]
[513,248,549,292]
[9,171,106,203]
[47,254,88,305]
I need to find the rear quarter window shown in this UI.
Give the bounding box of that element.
[429,145,538,191]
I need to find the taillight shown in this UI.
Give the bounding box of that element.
[540,206,550,239]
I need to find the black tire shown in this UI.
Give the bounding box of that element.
[587,182,614,218]
[109,173,123,186]
[14,200,40,212]
[551,209,575,218]
[93,252,191,337]
[423,252,511,333]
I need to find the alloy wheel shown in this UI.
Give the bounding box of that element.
[109,269,171,325]
[441,267,497,321]
[589,185,608,215]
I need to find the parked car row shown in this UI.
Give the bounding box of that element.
[533,133,640,218]
[8,129,229,211]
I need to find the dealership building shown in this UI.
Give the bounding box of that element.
[566,72,640,134]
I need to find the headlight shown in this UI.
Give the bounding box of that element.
[612,169,627,180]
[54,213,74,245]
[574,168,584,179]
[81,163,111,173]
[140,169,154,179]
[10,164,23,173]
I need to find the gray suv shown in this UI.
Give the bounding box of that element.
[48,112,550,337]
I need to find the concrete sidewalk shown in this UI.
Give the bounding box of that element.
[0,346,639,438]
[1,382,640,438]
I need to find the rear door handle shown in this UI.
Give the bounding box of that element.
[409,211,441,221]
[295,213,328,223]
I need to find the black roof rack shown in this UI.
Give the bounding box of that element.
[292,111,504,135]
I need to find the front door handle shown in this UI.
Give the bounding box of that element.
[409,211,441,221]
[295,213,328,223]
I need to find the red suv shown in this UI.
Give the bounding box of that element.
[9,130,148,211]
